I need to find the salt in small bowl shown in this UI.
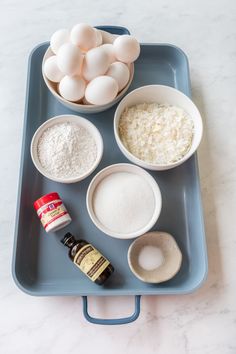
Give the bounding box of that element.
[128,231,182,283]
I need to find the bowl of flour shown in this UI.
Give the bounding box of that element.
[31,115,103,183]
[86,163,162,239]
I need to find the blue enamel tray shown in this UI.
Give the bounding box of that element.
[12,26,208,325]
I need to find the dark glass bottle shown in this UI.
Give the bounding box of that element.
[61,232,114,285]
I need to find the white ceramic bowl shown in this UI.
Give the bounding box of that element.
[114,85,203,171]
[86,163,162,239]
[42,47,134,114]
[31,114,103,183]
[128,231,182,283]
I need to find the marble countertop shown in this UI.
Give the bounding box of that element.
[1,0,236,353]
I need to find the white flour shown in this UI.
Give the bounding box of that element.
[38,122,97,179]
[93,172,155,234]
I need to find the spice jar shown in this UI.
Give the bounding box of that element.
[61,233,114,285]
[34,192,71,232]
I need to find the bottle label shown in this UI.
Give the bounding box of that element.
[73,244,110,282]
[38,200,68,229]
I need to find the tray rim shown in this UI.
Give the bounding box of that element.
[12,40,208,297]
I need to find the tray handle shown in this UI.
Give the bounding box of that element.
[95,25,130,35]
[82,295,141,325]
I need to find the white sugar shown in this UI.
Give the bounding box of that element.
[93,172,155,234]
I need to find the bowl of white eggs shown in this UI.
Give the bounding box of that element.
[42,24,140,113]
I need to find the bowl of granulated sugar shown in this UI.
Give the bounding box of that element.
[86,163,162,239]
[31,115,103,183]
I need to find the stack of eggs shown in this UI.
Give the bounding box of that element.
[43,24,140,105]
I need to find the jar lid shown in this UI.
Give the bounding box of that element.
[34,192,60,210]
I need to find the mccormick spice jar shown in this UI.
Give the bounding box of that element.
[61,233,114,285]
[34,192,71,232]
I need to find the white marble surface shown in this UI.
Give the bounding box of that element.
[1,0,236,353]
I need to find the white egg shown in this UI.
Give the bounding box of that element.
[106,61,130,91]
[94,29,103,46]
[74,54,84,76]
[113,35,140,63]
[83,47,110,81]
[58,75,86,102]
[57,43,82,76]
[43,56,64,82]
[50,29,70,54]
[85,76,118,105]
[70,23,97,51]
[100,44,116,64]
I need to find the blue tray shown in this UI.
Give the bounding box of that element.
[12,26,208,325]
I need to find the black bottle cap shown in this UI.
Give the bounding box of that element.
[61,232,75,247]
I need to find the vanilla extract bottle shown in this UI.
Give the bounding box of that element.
[61,233,114,285]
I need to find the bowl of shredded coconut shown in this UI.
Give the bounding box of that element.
[114,85,203,170]
[31,115,103,183]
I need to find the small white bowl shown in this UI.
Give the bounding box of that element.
[128,231,182,283]
[114,85,203,171]
[42,47,134,114]
[86,163,162,239]
[31,114,103,183]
